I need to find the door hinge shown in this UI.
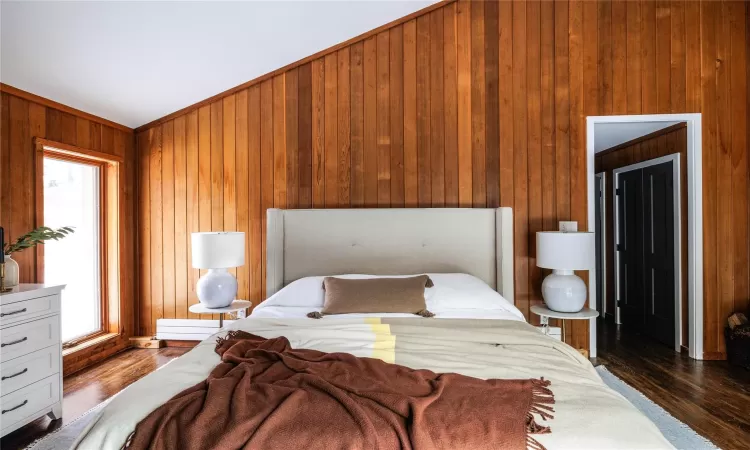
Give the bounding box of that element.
[616,243,624,251]
[617,300,623,307]
[616,188,623,196]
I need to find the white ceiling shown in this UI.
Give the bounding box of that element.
[1,1,436,128]
[594,121,682,153]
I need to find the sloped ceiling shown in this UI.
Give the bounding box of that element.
[0,1,436,128]
[594,121,682,152]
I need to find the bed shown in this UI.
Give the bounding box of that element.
[73,208,672,449]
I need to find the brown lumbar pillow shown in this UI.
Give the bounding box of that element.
[307,276,435,319]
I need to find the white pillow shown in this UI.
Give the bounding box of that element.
[261,274,436,309]
[425,273,524,319]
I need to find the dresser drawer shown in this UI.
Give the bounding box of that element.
[0,345,60,395]
[0,316,60,363]
[0,295,59,327]
[0,374,60,435]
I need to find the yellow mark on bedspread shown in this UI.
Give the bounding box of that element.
[364,317,382,325]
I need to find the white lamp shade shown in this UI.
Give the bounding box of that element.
[536,232,595,270]
[191,232,245,269]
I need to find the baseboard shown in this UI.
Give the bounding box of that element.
[164,340,200,348]
[130,336,165,349]
[702,351,727,361]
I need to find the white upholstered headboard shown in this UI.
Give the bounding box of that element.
[266,208,514,301]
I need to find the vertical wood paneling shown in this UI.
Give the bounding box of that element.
[364,37,378,207]
[527,0,543,325]
[416,15,431,207]
[248,86,262,303]
[337,48,351,207]
[185,110,199,319]
[298,64,313,209]
[442,5,458,208]
[470,0,486,208]
[429,10,445,207]
[272,75,286,210]
[130,0,750,356]
[456,1,472,207]
[499,0,514,208]
[403,22,418,207]
[148,126,163,325]
[235,90,249,302]
[324,55,338,207]
[260,81,274,297]
[729,0,749,316]
[311,60,325,208]
[484,0,499,209]
[390,27,405,207]
[161,121,175,319]
[377,31,392,207]
[350,44,365,207]
[513,0,529,321]
[286,70,299,209]
[173,116,188,319]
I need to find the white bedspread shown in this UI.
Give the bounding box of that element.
[73,318,672,449]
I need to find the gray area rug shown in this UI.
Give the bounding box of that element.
[596,366,719,450]
[24,400,109,450]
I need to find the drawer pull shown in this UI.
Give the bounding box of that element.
[0,308,27,317]
[1,368,28,380]
[1,337,28,347]
[2,400,28,414]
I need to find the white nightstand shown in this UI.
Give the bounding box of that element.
[530,304,599,345]
[188,300,252,328]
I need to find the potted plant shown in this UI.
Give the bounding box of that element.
[2,226,74,287]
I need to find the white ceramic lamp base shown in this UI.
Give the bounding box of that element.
[196,268,237,308]
[541,270,587,313]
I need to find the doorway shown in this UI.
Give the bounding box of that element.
[614,156,680,349]
[586,113,703,360]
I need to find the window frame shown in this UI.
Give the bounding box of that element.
[34,138,123,349]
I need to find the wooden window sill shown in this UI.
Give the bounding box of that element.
[62,332,120,357]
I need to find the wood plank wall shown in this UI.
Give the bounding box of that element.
[595,123,690,347]
[0,86,138,372]
[136,0,750,357]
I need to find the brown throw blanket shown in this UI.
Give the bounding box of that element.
[125,331,555,450]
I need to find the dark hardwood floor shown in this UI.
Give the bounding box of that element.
[594,318,750,450]
[3,322,748,449]
[0,347,189,450]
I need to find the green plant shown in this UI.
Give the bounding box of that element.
[2,226,75,255]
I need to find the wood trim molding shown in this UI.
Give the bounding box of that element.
[0,83,133,133]
[596,122,687,158]
[135,0,456,133]
[34,137,125,164]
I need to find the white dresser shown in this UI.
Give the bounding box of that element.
[0,284,65,438]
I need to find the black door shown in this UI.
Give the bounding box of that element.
[643,162,676,347]
[616,162,676,348]
[617,169,645,329]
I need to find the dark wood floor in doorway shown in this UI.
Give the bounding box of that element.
[594,318,750,450]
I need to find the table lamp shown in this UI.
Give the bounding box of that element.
[191,232,245,308]
[536,231,595,313]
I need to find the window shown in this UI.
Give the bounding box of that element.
[43,156,105,343]
[35,137,123,355]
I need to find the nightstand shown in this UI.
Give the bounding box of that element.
[530,304,598,351]
[188,300,252,328]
